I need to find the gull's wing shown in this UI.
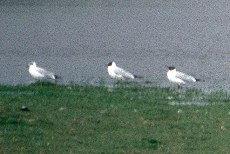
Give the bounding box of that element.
[36,66,55,79]
[114,67,135,79]
[176,71,196,82]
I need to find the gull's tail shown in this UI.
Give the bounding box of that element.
[195,78,204,82]
[54,75,62,80]
[134,75,144,79]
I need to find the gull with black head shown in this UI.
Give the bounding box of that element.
[167,66,202,88]
[107,61,142,80]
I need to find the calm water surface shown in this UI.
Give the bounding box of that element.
[1,1,230,91]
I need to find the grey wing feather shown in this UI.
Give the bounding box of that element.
[36,67,55,78]
[114,67,134,79]
[176,71,196,82]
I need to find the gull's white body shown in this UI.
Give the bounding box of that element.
[28,62,59,80]
[107,62,135,80]
[167,67,197,85]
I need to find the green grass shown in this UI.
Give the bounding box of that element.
[0,82,230,153]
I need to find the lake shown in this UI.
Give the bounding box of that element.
[1,1,230,91]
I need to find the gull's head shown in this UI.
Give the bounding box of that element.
[28,61,37,68]
[107,61,116,67]
[168,66,176,71]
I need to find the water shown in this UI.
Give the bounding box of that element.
[1,1,230,91]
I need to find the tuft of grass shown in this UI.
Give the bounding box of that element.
[0,82,230,153]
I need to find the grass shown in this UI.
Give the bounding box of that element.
[0,82,230,153]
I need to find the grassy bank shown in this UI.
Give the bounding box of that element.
[0,82,230,153]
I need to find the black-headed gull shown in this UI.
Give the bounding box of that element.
[107,61,142,80]
[167,66,201,87]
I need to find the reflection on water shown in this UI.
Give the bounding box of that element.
[0,1,230,91]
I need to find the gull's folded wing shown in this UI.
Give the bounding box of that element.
[36,67,55,79]
[114,67,135,79]
[176,71,196,82]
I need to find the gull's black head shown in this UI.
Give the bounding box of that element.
[107,62,113,66]
[168,66,176,70]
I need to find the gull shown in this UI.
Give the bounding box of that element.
[28,61,61,80]
[167,66,201,87]
[107,61,142,80]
